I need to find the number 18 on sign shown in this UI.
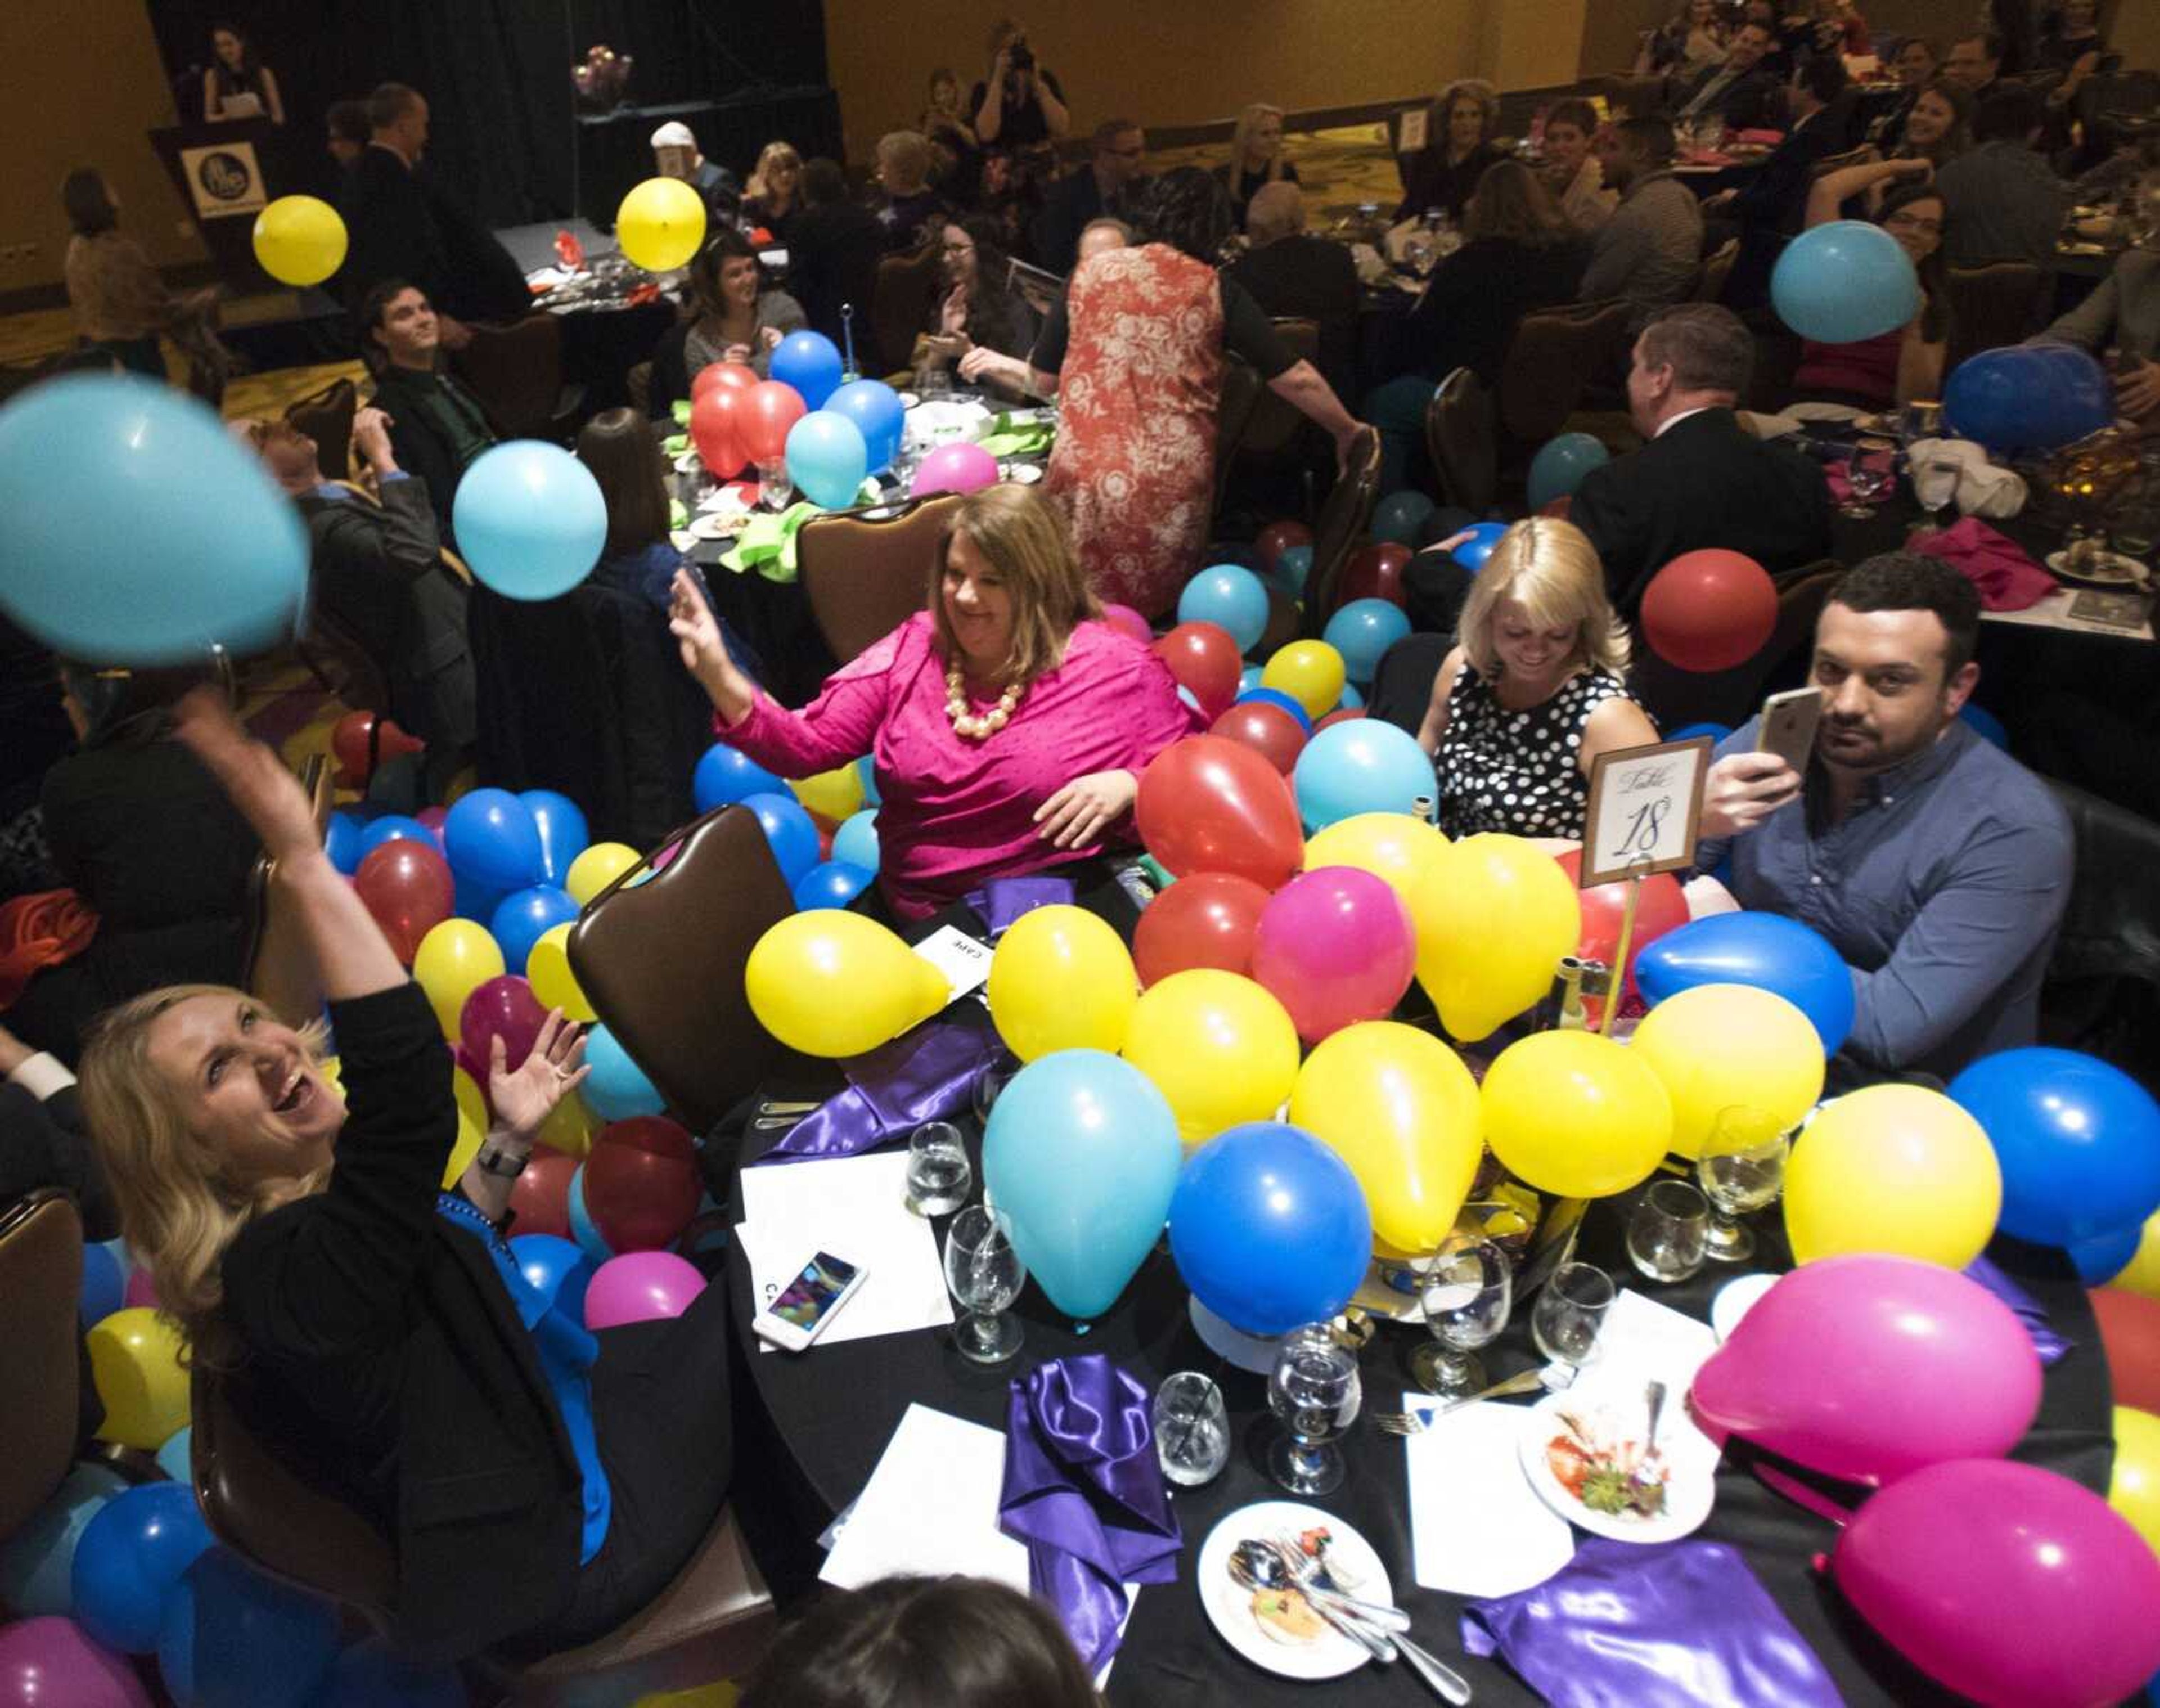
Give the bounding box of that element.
[1577,736,1712,1035]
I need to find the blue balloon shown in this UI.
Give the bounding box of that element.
[311,1639,467,1708]
[1321,597,1412,685]
[324,810,364,875]
[1234,686,1314,732]
[2071,1221,2143,1286]
[786,409,870,510]
[794,860,876,911]
[1948,1046,2160,1248]
[1634,911,1855,1054]
[771,330,846,410]
[694,742,784,812]
[0,1462,128,1619]
[1452,521,1510,571]
[1177,686,1202,713]
[1292,718,1437,830]
[452,441,607,600]
[1959,703,2009,750]
[1168,1122,1371,1336]
[356,815,434,859]
[566,1165,615,1266]
[155,1426,193,1486]
[510,1233,596,1323]
[443,788,545,891]
[855,753,881,806]
[1337,681,1364,711]
[582,1023,665,1121]
[1527,431,1611,511]
[832,807,880,872]
[71,1480,214,1652]
[489,885,580,976]
[1274,543,1314,594]
[1944,343,2115,455]
[828,378,906,473]
[741,790,821,883]
[1668,721,1733,746]
[0,375,307,664]
[518,789,590,886]
[984,1051,1184,1319]
[1178,565,1271,655]
[80,1239,127,1329]
[1771,219,1919,344]
[158,1546,339,1708]
[454,879,506,925]
[1240,664,1264,693]
[1372,489,1437,546]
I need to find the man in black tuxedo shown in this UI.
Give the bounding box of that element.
[1227,181,1361,397]
[1672,23,1784,131]
[1707,53,1854,309]
[1569,304,1832,612]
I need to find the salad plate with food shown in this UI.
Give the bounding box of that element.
[1516,1382,1715,1544]
[1195,1502,1394,1680]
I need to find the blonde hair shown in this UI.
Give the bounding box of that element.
[1229,103,1288,181]
[78,984,334,1369]
[746,141,801,203]
[876,131,934,194]
[928,485,1101,685]
[1459,518,1631,680]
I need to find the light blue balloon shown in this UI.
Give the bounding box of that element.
[1274,543,1314,595]
[1292,718,1437,830]
[452,441,607,600]
[856,753,881,806]
[1321,597,1411,685]
[489,885,580,976]
[1177,565,1271,654]
[0,1462,128,1619]
[1771,220,1919,345]
[828,378,905,472]
[156,1426,193,1486]
[518,789,590,886]
[0,375,307,664]
[833,808,880,871]
[1527,432,1611,510]
[80,1239,127,1328]
[982,1050,1183,1319]
[158,1546,339,1708]
[582,1023,665,1121]
[1338,682,1364,710]
[786,410,871,510]
[566,1165,615,1265]
[771,330,845,410]
[1372,489,1437,546]
[694,743,784,811]
[793,860,876,910]
[1240,664,1264,693]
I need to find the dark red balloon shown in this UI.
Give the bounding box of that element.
[1257,586,1301,659]
[740,379,807,463]
[1153,622,1243,719]
[583,1117,701,1252]
[2093,1287,2160,1414]
[1553,848,1692,1021]
[1641,549,1777,672]
[1315,708,1367,730]
[353,838,455,964]
[1254,519,1313,578]
[689,384,746,478]
[1210,700,1308,776]
[331,711,423,786]
[1133,870,1272,985]
[1337,542,1412,610]
[510,1149,579,1239]
[1135,735,1304,890]
[461,975,549,1076]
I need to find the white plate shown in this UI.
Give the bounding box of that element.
[1195,1502,1391,1680]
[2046,548,2149,588]
[673,452,703,474]
[895,391,921,408]
[1709,1272,1779,1342]
[688,514,736,541]
[1005,461,1043,484]
[1516,1388,1715,1545]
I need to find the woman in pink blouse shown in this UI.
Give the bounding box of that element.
[668,486,1201,919]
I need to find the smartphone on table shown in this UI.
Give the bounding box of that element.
[753,1251,868,1352]
[1756,686,1824,777]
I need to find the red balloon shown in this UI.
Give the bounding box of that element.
[1250,865,1417,1041]
[1210,699,1308,775]
[1641,549,1777,672]
[1254,519,1313,578]
[2093,1287,2160,1414]
[583,1116,701,1252]
[1553,848,1691,1019]
[690,385,746,478]
[1153,622,1243,719]
[510,1149,579,1239]
[1337,542,1412,610]
[1133,870,1271,985]
[1135,735,1304,890]
[331,711,423,786]
[1257,585,1302,658]
[1315,708,1367,730]
[740,379,808,463]
[691,359,755,399]
[353,838,456,964]
[461,975,549,1076]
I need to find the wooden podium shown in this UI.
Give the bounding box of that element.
[147,118,299,295]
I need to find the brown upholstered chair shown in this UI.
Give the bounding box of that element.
[451,313,584,442]
[1423,366,1497,516]
[285,376,358,482]
[1303,426,1382,622]
[795,492,965,667]
[1943,262,2048,376]
[1212,357,1264,519]
[1693,239,1739,305]
[626,360,654,418]
[1239,318,1321,458]
[1629,563,1842,732]
[872,241,947,376]
[0,1192,83,1541]
[568,803,795,1139]
[1496,302,1634,447]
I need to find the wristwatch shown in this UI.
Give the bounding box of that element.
[474,1140,532,1180]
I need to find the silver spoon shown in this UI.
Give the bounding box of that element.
[1227,1543,1392,1662]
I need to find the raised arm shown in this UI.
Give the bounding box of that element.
[1034,70,1071,138]
[974,57,1009,141]
[1803,154,1928,228]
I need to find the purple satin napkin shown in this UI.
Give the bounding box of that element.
[1964,1255,2071,1367]
[753,1022,1002,1164]
[1461,1537,1841,1708]
[999,1355,1183,1675]
[965,875,1076,938]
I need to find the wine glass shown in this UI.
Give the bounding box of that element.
[1267,1324,1362,1496]
[1910,459,1961,536]
[1696,1105,1792,1264]
[1626,1179,1710,1283]
[1842,452,1891,518]
[1530,1262,1614,1381]
[904,1122,970,1217]
[757,456,794,511]
[1409,1234,1512,1397]
[943,1206,1025,1363]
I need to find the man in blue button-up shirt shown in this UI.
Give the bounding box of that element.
[1695,554,2073,1080]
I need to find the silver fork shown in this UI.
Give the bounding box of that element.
[1270,1540,1473,1705]
[1372,1368,1549,1435]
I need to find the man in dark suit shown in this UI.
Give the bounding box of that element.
[1709,53,1853,308]
[1569,304,1832,612]
[1033,119,1148,275]
[786,158,888,357]
[358,280,498,545]
[1227,181,1361,397]
[1673,22,1784,131]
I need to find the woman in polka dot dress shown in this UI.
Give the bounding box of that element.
[1415,518,1660,840]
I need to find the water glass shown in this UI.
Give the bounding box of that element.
[916,364,952,401]
[1911,459,1961,533]
[1697,1105,1792,1264]
[757,456,793,510]
[1152,1372,1231,1488]
[1267,1324,1362,1496]
[1843,453,1891,518]
[943,1206,1025,1363]
[1410,1234,1513,1397]
[1531,1262,1614,1377]
[905,1121,971,1216]
[1626,1179,1710,1284]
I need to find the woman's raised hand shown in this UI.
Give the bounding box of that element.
[669,568,757,724]
[487,1008,590,1139]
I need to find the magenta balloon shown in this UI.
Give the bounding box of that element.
[1101,604,1153,645]
[1248,865,1417,1042]
[0,1618,152,1708]
[910,441,998,497]
[583,1251,707,1329]
[459,975,549,1076]
[1833,1459,2160,1708]
[1689,1255,2040,1485]
[122,1267,159,1310]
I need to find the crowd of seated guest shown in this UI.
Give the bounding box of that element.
[1397,79,1508,223]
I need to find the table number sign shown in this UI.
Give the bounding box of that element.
[1579,735,1712,887]
[1396,106,1429,154]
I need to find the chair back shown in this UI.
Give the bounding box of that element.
[451,314,566,442]
[1496,302,1632,445]
[1423,366,1497,515]
[1239,318,1321,457]
[872,242,947,375]
[1943,262,2048,375]
[285,377,357,481]
[1303,427,1382,622]
[1006,258,1064,319]
[568,803,795,1138]
[1693,238,1739,304]
[626,360,654,417]
[1212,358,1264,518]
[0,1192,82,1540]
[1630,563,1840,732]
[2038,780,2160,1082]
[797,493,964,666]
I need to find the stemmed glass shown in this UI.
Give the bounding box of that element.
[1530,1262,1614,1382]
[943,1206,1025,1363]
[1841,452,1891,518]
[1696,1105,1792,1264]
[1267,1324,1362,1496]
[1626,1179,1710,1283]
[1910,459,1961,536]
[1409,1234,1512,1397]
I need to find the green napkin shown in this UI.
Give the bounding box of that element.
[977,411,1055,459]
[669,498,688,530]
[663,433,688,456]
[720,502,820,582]
[672,400,692,427]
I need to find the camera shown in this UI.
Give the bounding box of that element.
[1008,39,1034,71]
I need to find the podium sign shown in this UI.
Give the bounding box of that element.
[177,141,267,221]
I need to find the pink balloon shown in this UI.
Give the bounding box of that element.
[1833,1459,2160,1708]
[414,805,448,837]
[1101,604,1153,645]
[583,1251,707,1329]
[1248,865,1417,1042]
[1689,1255,2040,1485]
[122,1267,159,1311]
[460,975,549,1076]
[910,442,998,498]
[0,1618,152,1708]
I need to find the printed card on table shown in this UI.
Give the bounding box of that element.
[1578,737,1712,887]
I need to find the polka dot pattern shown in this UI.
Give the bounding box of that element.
[1436,667,1633,839]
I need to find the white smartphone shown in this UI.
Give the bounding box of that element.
[752,1250,869,1352]
[1757,686,1824,776]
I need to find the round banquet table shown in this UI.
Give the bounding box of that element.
[719,874,2116,1708]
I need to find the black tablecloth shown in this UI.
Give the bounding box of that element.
[552,296,677,416]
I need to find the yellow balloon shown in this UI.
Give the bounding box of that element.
[2114,1211,2160,1304]
[2110,1405,2160,1560]
[87,1306,190,1450]
[251,194,348,286]
[793,763,866,824]
[528,922,598,1022]
[1784,1084,2001,1268]
[1481,1029,1673,1199]
[452,1062,486,1131]
[1121,969,1300,1146]
[746,911,951,1057]
[1303,812,1446,900]
[1407,833,1581,1042]
[986,905,1137,1061]
[616,176,708,272]
[320,1054,344,1092]
[441,1105,485,1189]
[1630,983,1826,1158]
[634,1684,739,1708]
[537,1091,597,1159]
[1262,641,1347,721]
[1289,1021,1482,1251]
[567,841,642,905]
[412,918,505,1039]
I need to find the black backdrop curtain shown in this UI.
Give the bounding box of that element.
[142,1,829,227]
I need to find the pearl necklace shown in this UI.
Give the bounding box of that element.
[946,662,1023,740]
